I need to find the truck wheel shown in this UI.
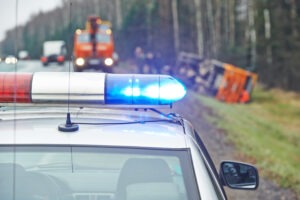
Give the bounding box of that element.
[103,68,113,73]
[43,62,48,67]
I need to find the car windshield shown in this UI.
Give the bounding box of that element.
[0,146,200,200]
[96,33,110,43]
[77,33,90,43]
[77,33,110,43]
[99,24,110,31]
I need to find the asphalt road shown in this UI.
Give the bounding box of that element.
[0,60,72,72]
[0,60,133,73]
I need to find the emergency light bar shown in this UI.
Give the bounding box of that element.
[0,72,186,107]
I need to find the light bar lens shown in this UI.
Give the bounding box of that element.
[105,74,186,105]
[0,73,32,103]
[0,72,186,106]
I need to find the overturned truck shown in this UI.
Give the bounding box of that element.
[175,52,258,103]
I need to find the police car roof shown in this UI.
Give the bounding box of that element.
[0,72,188,148]
[0,108,188,148]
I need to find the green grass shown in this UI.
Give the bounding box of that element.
[196,85,300,194]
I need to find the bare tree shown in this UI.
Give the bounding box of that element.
[115,0,122,30]
[290,0,298,37]
[194,0,204,57]
[248,0,256,71]
[264,9,272,64]
[223,0,229,45]
[171,0,180,56]
[228,0,236,47]
[214,0,222,57]
[205,0,216,57]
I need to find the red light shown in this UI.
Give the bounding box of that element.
[0,73,32,103]
[57,56,64,62]
[41,57,47,63]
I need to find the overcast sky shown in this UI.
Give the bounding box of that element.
[0,0,62,41]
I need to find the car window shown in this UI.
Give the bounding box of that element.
[0,146,200,200]
[96,33,110,43]
[77,33,90,43]
[77,33,110,44]
[99,24,110,31]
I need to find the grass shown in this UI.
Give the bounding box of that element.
[196,85,300,195]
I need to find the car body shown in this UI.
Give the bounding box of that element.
[0,72,259,200]
[18,50,30,60]
[4,55,18,64]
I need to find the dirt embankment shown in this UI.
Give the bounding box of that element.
[173,91,298,200]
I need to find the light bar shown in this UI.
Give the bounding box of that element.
[105,74,186,105]
[0,72,186,106]
[0,73,32,103]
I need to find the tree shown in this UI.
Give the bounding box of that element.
[171,0,180,56]
[194,0,204,57]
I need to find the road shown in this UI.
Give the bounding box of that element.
[0,60,72,72]
[0,60,131,73]
[1,60,298,200]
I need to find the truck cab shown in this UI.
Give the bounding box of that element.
[73,16,115,72]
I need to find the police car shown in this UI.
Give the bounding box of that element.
[0,72,258,200]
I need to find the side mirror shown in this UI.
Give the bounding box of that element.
[220,161,259,190]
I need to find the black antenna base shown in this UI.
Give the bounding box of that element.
[58,113,79,132]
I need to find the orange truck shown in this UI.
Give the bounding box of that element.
[176,52,258,103]
[73,16,115,72]
[209,62,258,103]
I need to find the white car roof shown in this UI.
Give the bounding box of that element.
[0,108,188,149]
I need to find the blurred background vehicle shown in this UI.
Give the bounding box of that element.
[40,40,66,66]
[18,50,29,60]
[4,55,18,64]
[73,16,115,72]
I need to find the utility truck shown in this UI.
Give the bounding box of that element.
[73,16,115,72]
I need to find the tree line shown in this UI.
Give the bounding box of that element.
[1,0,300,91]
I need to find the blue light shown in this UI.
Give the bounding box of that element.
[159,77,186,102]
[105,74,186,105]
[123,87,141,97]
[144,85,160,99]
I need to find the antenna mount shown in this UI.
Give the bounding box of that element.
[58,112,79,132]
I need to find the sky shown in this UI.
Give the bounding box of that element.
[0,0,62,41]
